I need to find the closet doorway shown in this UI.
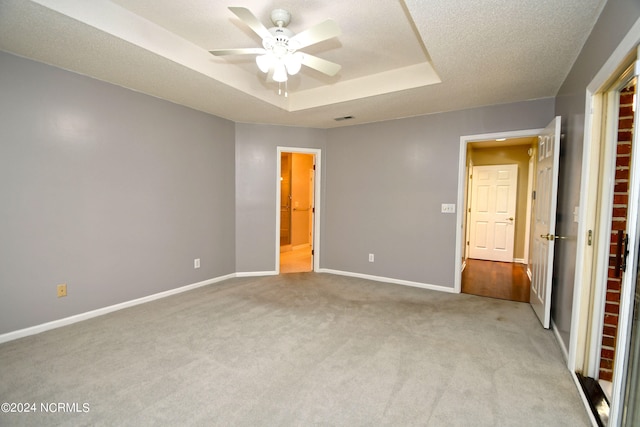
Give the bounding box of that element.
[460,137,537,303]
[276,147,321,274]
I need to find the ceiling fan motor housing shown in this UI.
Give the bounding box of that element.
[264,27,299,58]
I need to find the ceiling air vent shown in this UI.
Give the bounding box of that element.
[334,115,354,121]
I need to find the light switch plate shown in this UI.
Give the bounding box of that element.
[441,204,456,213]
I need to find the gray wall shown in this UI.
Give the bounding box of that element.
[553,0,640,348]
[0,52,236,334]
[323,99,555,287]
[235,123,326,273]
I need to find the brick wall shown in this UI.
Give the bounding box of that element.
[600,85,635,382]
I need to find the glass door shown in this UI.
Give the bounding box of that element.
[612,58,640,426]
[623,261,640,425]
[577,54,640,427]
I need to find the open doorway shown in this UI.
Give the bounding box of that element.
[459,137,538,302]
[276,147,321,274]
[570,49,640,426]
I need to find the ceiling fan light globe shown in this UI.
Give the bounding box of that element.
[273,62,288,82]
[285,52,303,75]
[256,54,272,73]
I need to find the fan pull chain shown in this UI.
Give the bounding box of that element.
[277,81,289,97]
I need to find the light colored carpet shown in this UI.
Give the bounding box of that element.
[0,273,590,426]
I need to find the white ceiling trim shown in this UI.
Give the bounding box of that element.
[1,0,606,128]
[32,0,287,109]
[33,0,438,112]
[289,62,441,111]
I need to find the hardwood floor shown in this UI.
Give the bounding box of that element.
[462,258,530,303]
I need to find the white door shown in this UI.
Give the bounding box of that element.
[530,116,561,328]
[468,164,518,262]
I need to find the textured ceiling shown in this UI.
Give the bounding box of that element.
[0,0,606,128]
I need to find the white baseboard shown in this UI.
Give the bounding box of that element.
[235,271,278,277]
[550,320,598,425]
[551,319,569,362]
[556,319,598,426]
[0,273,236,344]
[514,258,526,264]
[0,268,456,344]
[317,268,457,293]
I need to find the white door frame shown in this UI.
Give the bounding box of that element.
[585,64,638,382]
[568,18,640,427]
[568,25,640,425]
[275,147,322,273]
[464,158,474,263]
[455,128,543,293]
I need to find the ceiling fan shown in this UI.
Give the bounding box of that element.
[209,7,342,86]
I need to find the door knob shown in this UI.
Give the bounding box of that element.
[508,217,514,221]
[540,233,568,241]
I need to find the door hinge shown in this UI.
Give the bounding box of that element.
[587,230,593,246]
[532,190,536,200]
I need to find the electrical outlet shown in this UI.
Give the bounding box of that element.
[57,284,67,298]
[194,258,200,269]
[369,253,374,262]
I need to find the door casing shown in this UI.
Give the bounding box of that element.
[455,129,543,293]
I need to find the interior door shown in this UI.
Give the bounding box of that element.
[530,116,561,328]
[468,164,518,262]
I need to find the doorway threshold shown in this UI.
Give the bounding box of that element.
[576,373,609,427]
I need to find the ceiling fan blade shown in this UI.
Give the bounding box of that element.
[209,48,266,56]
[228,7,272,41]
[290,19,341,49]
[301,54,341,76]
